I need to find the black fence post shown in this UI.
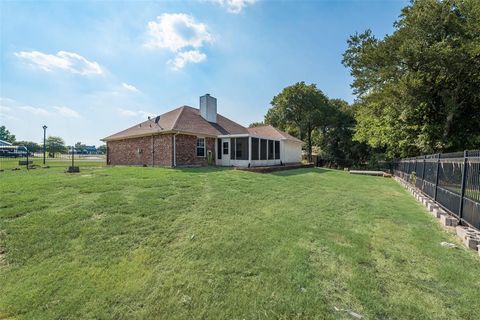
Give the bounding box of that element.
[434,153,441,201]
[459,150,468,222]
[421,155,426,191]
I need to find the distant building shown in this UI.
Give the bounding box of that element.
[0,140,13,146]
[84,145,97,154]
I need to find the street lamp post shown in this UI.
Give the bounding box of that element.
[42,125,47,165]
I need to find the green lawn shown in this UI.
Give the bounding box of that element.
[1,166,479,319]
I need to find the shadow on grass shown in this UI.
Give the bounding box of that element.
[173,166,234,173]
[270,167,330,176]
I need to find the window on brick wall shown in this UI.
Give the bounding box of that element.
[196,137,205,157]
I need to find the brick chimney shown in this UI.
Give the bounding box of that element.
[199,94,217,123]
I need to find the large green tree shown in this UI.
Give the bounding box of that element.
[267,82,332,160]
[318,99,372,167]
[14,141,41,152]
[343,0,480,157]
[0,125,16,143]
[248,122,265,128]
[46,136,67,157]
[97,144,107,154]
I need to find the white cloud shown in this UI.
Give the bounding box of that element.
[53,106,81,118]
[0,105,12,113]
[14,50,103,75]
[0,97,80,119]
[146,13,212,51]
[168,50,206,70]
[211,0,257,13]
[118,108,154,119]
[145,13,212,69]
[122,83,139,92]
[19,106,50,116]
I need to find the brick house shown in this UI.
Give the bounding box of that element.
[102,94,304,167]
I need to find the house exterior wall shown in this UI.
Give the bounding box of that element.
[175,134,216,166]
[107,134,173,166]
[106,133,301,167]
[282,140,302,163]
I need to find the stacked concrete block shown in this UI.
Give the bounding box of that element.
[395,176,479,253]
[440,214,459,227]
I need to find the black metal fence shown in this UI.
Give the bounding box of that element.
[394,150,480,229]
[0,150,106,171]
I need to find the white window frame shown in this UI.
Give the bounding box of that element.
[196,137,205,157]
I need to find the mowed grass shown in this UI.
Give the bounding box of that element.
[1,166,480,319]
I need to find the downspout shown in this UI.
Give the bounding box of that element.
[151,134,154,167]
[173,131,180,167]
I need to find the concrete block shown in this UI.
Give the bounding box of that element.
[464,236,480,250]
[430,207,440,217]
[433,208,447,219]
[427,203,438,212]
[456,226,478,240]
[440,215,459,227]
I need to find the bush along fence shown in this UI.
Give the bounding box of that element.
[394,150,480,230]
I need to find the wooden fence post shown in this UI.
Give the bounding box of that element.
[459,150,468,222]
[434,154,441,201]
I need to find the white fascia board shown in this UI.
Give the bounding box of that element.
[217,133,250,138]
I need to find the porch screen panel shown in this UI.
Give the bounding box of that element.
[230,138,236,160]
[260,139,267,160]
[268,140,274,160]
[274,141,280,159]
[235,137,249,160]
[251,138,259,160]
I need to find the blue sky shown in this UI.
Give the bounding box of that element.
[0,0,408,146]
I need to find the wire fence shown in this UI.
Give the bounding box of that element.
[394,150,480,229]
[0,151,106,171]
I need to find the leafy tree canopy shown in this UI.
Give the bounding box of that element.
[267,82,333,160]
[248,122,265,128]
[0,125,16,143]
[46,136,67,157]
[97,145,107,154]
[343,0,480,157]
[14,141,41,152]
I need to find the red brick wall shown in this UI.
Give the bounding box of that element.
[174,134,216,166]
[107,134,173,166]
